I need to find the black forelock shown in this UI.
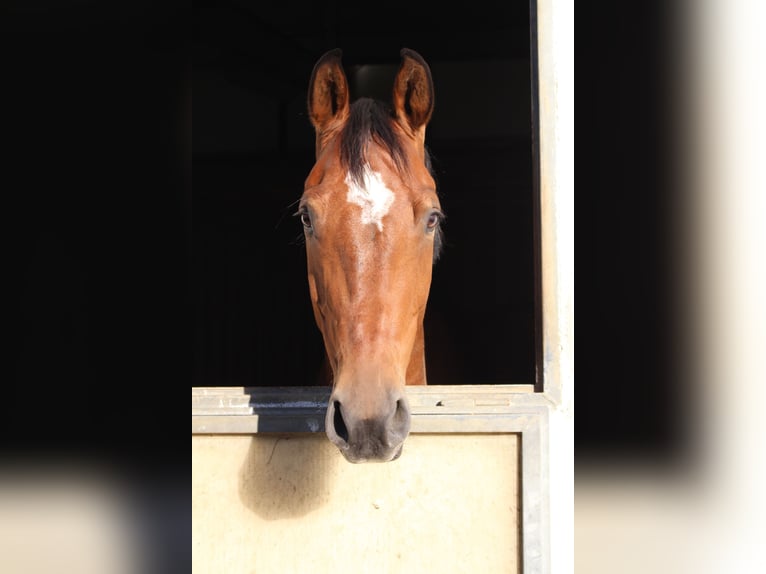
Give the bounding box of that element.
[340,98,421,185]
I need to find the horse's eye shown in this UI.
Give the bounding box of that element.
[426,211,442,231]
[297,209,312,229]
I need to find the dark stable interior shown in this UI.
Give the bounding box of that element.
[8,1,682,465]
[191,1,537,387]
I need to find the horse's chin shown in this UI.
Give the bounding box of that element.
[338,443,404,464]
[390,443,404,461]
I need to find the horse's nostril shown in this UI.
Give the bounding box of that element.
[393,399,407,426]
[332,400,349,443]
[389,398,411,444]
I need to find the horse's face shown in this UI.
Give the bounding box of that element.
[301,49,440,462]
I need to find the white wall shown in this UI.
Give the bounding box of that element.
[193,434,521,573]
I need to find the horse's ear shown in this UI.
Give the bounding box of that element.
[307,49,350,140]
[392,48,435,141]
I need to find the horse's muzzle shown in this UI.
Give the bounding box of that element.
[325,389,411,463]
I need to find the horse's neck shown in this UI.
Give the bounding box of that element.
[318,353,334,386]
[405,321,428,386]
[318,323,428,386]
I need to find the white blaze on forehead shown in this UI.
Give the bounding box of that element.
[345,167,395,232]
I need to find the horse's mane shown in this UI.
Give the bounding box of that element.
[340,98,433,186]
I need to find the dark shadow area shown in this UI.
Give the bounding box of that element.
[5,4,189,462]
[576,0,690,466]
[238,435,333,520]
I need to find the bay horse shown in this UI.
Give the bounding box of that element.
[299,48,443,462]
